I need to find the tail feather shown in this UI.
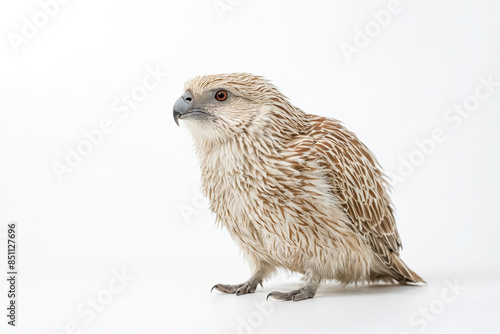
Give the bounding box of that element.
[390,254,425,283]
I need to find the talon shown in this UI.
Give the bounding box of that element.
[266,287,316,302]
[211,281,259,296]
[267,291,291,301]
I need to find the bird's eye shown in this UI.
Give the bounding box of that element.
[215,90,228,101]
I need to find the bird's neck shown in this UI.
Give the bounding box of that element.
[194,102,308,188]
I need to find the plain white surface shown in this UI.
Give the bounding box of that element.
[1,0,499,333]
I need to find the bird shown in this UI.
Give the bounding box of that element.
[173,73,424,302]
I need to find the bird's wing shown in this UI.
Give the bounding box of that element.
[308,116,423,281]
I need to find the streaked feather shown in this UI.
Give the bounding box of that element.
[183,73,423,285]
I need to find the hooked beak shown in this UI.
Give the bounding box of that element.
[173,91,210,126]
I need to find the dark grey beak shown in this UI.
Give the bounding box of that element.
[173,91,212,126]
[173,91,193,126]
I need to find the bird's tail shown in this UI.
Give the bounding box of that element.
[390,254,425,284]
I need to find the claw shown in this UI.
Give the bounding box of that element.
[267,291,292,301]
[266,287,316,302]
[211,281,259,296]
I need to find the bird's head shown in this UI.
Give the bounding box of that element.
[173,73,305,145]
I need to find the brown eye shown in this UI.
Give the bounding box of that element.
[215,90,228,101]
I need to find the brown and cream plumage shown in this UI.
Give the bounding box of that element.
[173,73,424,301]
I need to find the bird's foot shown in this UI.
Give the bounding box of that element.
[211,280,262,296]
[266,285,316,302]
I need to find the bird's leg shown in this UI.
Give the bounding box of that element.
[211,263,273,296]
[267,269,320,302]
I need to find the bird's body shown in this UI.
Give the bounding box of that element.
[173,73,423,301]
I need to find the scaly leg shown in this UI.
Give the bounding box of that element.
[267,268,320,302]
[212,262,273,296]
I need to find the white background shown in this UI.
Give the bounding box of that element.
[1,0,499,333]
